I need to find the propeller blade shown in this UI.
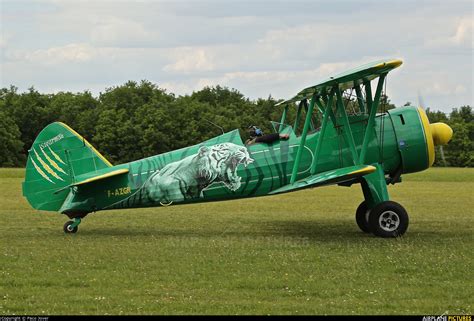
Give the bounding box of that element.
[439,145,447,167]
[417,91,426,111]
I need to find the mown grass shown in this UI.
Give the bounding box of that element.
[0,167,472,315]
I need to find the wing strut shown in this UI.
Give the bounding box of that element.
[354,83,366,113]
[359,73,386,164]
[290,93,316,184]
[293,101,304,132]
[310,88,336,175]
[303,99,315,131]
[336,86,359,165]
[278,105,289,133]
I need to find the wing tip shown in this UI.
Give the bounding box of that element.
[349,165,377,176]
[374,59,403,70]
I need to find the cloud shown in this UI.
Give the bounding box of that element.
[4,43,99,64]
[422,15,473,54]
[414,80,467,97]
[90,16,158,47]
[27,43,97,63]
[163,47,215,73]
[451,17,473,46]
[0,33,9,49]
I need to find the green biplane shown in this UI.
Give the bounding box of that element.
[22,59,453,237]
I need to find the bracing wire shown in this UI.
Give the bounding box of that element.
[379,76,388,164]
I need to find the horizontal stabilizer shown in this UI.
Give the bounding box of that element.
[54,168,129,194]
[73,168,129,186]
[269,165,376,195]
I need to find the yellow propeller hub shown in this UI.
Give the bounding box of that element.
[417,107,453,167]
[430,122,453,146]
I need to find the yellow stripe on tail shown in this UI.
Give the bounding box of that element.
[41,147,68,175]
[31,158,55,184]
[48,145,66,165]
[34,148,64,181]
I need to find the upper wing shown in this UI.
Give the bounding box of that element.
[275,59,402,106]
[269,165,376,195]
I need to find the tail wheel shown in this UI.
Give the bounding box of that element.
[63,220,78,234]
[355,201,371,233]
[368,201,409,238]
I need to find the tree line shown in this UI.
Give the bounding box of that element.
[0,80,472,167]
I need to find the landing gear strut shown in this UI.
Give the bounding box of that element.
[358,164,409,237]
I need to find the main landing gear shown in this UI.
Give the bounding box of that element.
[356,164,409,238]
[355,200,409,237]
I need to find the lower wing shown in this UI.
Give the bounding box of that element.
[269,165,376,195]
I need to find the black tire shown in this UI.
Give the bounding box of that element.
[368,201,409,238]
[355,201,371,233]
[63,220,78,234]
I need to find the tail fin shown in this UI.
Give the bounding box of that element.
[22,122,112,211]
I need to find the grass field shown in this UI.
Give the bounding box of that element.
[0,167,473,315]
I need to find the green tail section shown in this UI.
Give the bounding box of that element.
[22,122,112,211]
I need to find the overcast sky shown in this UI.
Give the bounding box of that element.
[1,0,472,112]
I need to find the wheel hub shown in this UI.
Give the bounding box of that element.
[378,211,400,232]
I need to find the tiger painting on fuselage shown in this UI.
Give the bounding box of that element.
[22,59,453,237]
[141,143,254,205]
